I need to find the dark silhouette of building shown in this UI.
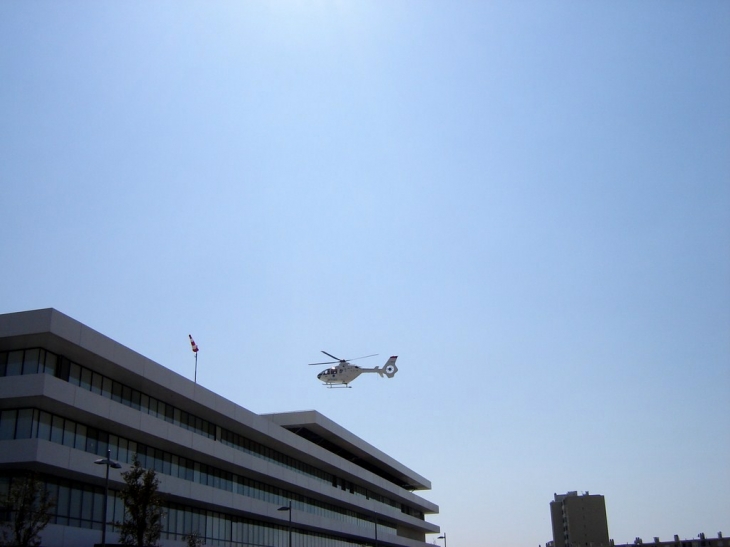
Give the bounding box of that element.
[549,491,610,547]
[547,491,726,547]
[613,533,727,547]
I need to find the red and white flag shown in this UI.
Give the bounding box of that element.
[188,335,199,353]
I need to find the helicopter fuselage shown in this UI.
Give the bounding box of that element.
[317,364,365,386]
[316,356,398,387]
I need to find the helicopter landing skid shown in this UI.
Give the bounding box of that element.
[325,384,351,389]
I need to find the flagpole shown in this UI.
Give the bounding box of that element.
[189,334,199,384]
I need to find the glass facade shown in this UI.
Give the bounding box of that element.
[0,407,398,537]
[0,474,385,547]
[0,348,423,521]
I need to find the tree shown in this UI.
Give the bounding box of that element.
[183,530,204,547]
[0,473,55,547]
[115,455,165,547]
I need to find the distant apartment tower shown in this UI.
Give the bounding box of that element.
[550,491,610,547]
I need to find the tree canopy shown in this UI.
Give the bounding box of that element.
[0,474,55,547]
[115,456,165,547]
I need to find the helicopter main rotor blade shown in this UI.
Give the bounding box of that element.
[311,352,379,365]
[348,353,379,361]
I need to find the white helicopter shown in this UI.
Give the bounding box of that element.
[309,351,398,388]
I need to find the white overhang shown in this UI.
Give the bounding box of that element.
[262,410,431,491]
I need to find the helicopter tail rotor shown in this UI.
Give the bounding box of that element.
[377,356,398,378]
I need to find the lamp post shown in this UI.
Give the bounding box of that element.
[94,449,122,547]
[438,533,447,547]
[277,500,292,547]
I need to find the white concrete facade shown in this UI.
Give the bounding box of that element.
[0,308,439,547]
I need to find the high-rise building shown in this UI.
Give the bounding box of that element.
[550,491,610,547]
[0,308,439,547]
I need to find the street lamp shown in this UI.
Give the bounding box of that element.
[277,500,292,547]
[94,449,122,547]
[438,533,447,547]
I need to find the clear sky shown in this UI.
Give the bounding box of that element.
[1,2,728,547]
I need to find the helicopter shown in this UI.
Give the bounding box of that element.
[309,351,398,388]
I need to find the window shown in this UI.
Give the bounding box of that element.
[80,487,93,523]
[127,440,137,461]
[101,377,113,398]
[115,437,127,463]
[121,385,132,406]
[51,415,64,444]
[75,424,88,451]
[22,349,40,375]
[162,452,172,475]
[0,410,17,440]
[148,397,159,417]
[6,351,22,376]
[80,368,92,391]
[91,373,103,395]
[164,404,174,424]
[140,393,149,413]
[63,420,76,447]
[16,409,33,439]
[43,350,57,376]
[56,484,70,525]
[69,363,82,386]
[69,487,82,526]
[91,489,103,529]
[96,430,109,456]
[130,389,141,410]
[111,382,122,403]
[56,357,70,381]
[170,454,179,478]
[37,411,52,441]
[85,428,98,454]
[168,506,178,536]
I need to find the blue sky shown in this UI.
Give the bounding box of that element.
[1,2,729,546]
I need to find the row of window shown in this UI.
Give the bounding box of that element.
[0,474,384,547]
[0,407,397,537]
[0,348,215,438]
[0,348,423,520]
[0,348,420,519]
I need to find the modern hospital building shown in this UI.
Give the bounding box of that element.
[0,308,439,547]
